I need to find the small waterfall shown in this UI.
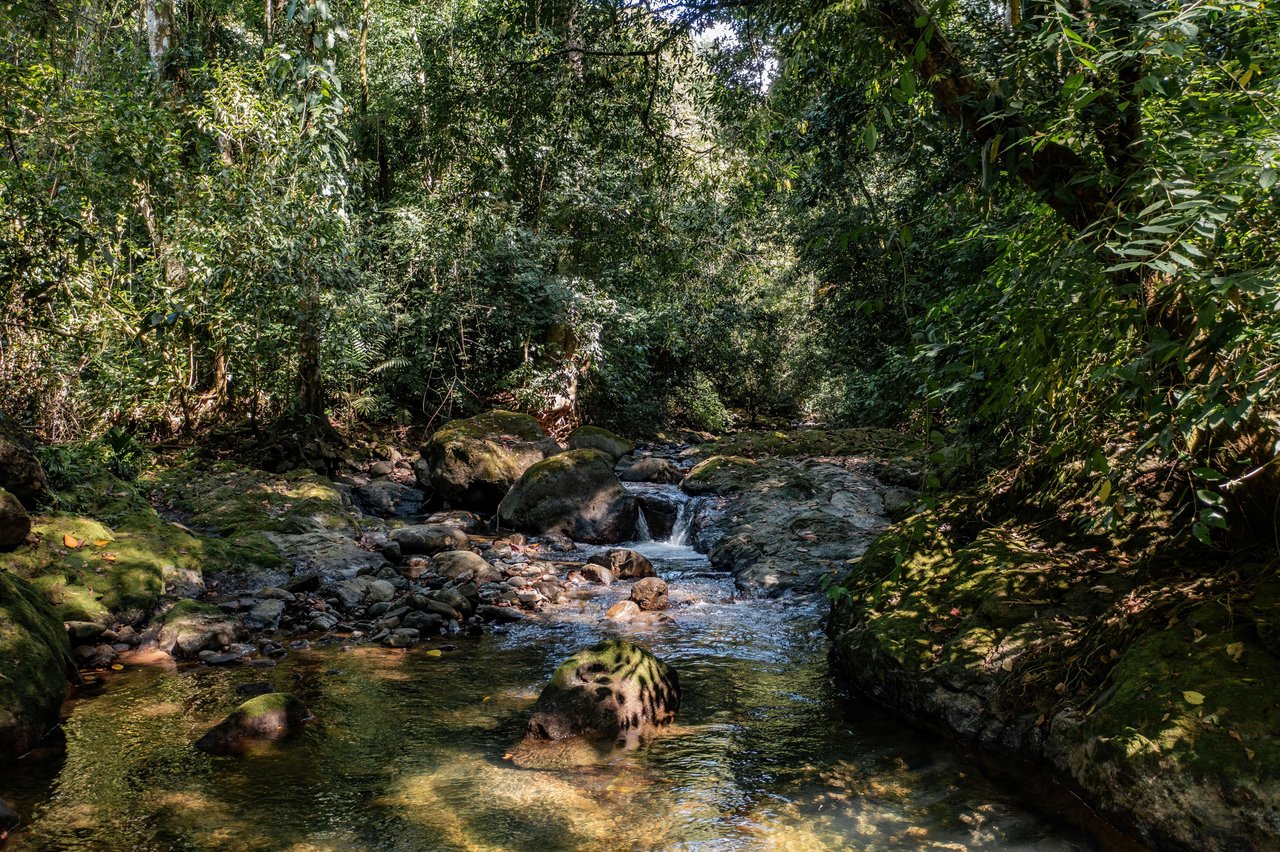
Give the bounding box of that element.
[634,507,653,542]
[667,499,693,546]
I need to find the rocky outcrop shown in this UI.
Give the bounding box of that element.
[828,503,1280,851]
[686,456,902,595]
[0,489,31,551]
[195,692,312,754]
[0,415,49,509]
[516,640,680,758]
[497,449,636,544]
[0,571,71,764]
[418,410,560,511]
[568,426,633,460]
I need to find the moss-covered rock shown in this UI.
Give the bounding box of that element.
[512,640,679,767]
[0,570,71,764]
[497,449,636,543]
[567,425,634,460]
[827,500,1280,850]
[151,599,243,658]
[679,455,759,496]
[194,692,312,755]
[0,489,31,551]
[418,410,560,511]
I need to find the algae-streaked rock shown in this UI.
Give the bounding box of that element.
[680,455,759,496]
[519,640,679,752]
[568,426,634,460]
[194,692,312,754]
[0,571,72,764]
[497,449,636,544]
[418,410,560,511]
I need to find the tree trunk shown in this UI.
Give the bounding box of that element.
[144,0,177,82]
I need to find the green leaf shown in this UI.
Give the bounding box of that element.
[1182,690,1206,705]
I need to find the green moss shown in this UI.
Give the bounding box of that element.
[432,410,548,444]
[237,692,297,718]
[161,599,223,624]
[520,449,608,485]
[0,570,70,761]
[680,455,759,496]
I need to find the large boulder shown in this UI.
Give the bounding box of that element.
[0,571,72,764]
[152,600,244,659]
[587,548,655,579]
[520,640,680,749]
[417,410,560,512]
[629,577,669,611]
[389,524,470,555]
[0,415,49,509]
[194,692,312,754]
[0,489,31,551]
[432,550,501,583]
[568,426,634,460]
[497,450,636,544]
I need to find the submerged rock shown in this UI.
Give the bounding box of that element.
[568,425,634,460]
[418,410,560,512]
[0,571,72,764]
[497,449,636,544]
[588,548,655,580]
[195,692,312,755]
[515,640,680,764]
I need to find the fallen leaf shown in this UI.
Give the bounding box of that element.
[102,553,117,562]
[1183,690,1206,705]
[63,534,82,549]
[1246,748,1256,761]
[425,649,443,658]
[483,695,491,703]
[111,664,124,671]
[1226,642,1244,663]
[1228,730,1243,742]
[93,539,111,547]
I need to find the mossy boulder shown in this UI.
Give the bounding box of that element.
[515,640,679,763]
[567,426,634,460]
[0,489,31,551]
[418,410,560,512]
[151,599,244,658]
[0,414,49,509]
[194,692,312,755]
[0,571,72,764]
[680,455,759,496]
[497,449,636,544]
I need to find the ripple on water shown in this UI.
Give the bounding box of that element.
[0,542,1102,851]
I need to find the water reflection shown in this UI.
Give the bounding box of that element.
[1,541,1101,850]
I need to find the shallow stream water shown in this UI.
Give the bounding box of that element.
[1,526,1105,850]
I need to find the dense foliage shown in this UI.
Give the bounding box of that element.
[3,0,1278,536]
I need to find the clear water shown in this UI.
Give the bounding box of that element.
[0,538,1108,851]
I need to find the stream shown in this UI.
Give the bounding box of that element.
[0,486,1103,850]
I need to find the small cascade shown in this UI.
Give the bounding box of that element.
[634,508,653,542]
[667,498,693,546]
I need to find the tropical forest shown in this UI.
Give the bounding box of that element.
[0,0,1277,847]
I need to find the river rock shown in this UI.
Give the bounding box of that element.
[497,449,637,544]
[244,599,286,630]
[428,587,473,616]
[418,410,560,511]
[194,692,312,754]
[619,457,682,484]
[153,600,244,658]
[579,564,613,585]
[352,478,423,519]
[0,571,72,764]
[605,600,640,621]
[475,604,524,623]
[587,548,655,579]
[424,510,487,533]
[629,577,669,611]
[0,414,49,508]
[520,640,680,747]
[0,488,31,551]
[403,611,445,634]
[389,524,470,555]
[568,426,634,460]
[432,550,499,583]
